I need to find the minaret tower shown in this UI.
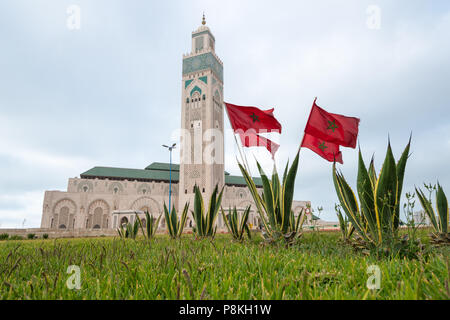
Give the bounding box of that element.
[179,15,225,210]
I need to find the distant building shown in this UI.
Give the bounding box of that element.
[411,210,430,226]
[40,18,311,232]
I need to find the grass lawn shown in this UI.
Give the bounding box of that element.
[0,230,448,300]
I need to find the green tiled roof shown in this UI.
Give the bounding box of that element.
[145,162,180,171]
[80,162,261,187]
[145,162,230,175]
[225,175,262,187]
[81,166,179,182]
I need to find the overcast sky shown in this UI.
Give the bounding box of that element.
[0,0,449,227]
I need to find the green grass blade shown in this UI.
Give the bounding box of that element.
[436,183,448,234]
[394,136,411,229]
[416,187,439,231]
[282,151,300,232]
[374,141,397,236]
[356,149,378,239]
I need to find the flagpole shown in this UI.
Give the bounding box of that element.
[298,97,317,156]
[238,134,252,176]
[234,132,251,173]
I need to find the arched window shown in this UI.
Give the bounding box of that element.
[192,92,201,109]
[120,217,129,226]
[59,206,69,229]
[93,207,103,229]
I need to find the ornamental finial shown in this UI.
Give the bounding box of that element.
[202,13,206,25]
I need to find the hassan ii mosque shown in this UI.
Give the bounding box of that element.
[39,17,312,232]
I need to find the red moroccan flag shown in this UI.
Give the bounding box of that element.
[225,102,282,134]
[304,99,360,148]
[238,131,280,158]
[301,133,343,164]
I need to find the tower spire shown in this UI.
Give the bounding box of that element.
[202,13,206,25]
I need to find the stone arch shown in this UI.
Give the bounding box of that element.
[53,198,77,215]
[52,198,77,230]
[137,183,152,195]
[130,197,160,214]
[77,180,94,193]
[237,188,248,199]
[120,216,129,226]
[187,81,207,109]
[87,199,110,230]
[190,85,202,97]
[88,199,110,215]
[108,181,124,195]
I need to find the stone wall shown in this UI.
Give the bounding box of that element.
[0,228,117,239]
[41,178,177,230]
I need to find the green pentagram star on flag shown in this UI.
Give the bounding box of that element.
[250,113,259,123]
[301,133,343,164]
[304,98,360,148]
[327,120,338,132]
[318,142,328,151]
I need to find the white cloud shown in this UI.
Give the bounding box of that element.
[0,136,92,170]
[0,191,43,228]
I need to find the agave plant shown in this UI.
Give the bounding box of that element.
[191,184,224,238]
[164,202,189,239]
[333,138,411,249]
[137,211,161,239]
[221,206,252,241]
[117,218,140,239]
[335,204,354,242]
[238,151,306,245]
[416,182,449,244]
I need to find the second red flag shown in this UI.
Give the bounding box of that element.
[304,99,360,148]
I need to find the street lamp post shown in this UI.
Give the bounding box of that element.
[162,143,176,214]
